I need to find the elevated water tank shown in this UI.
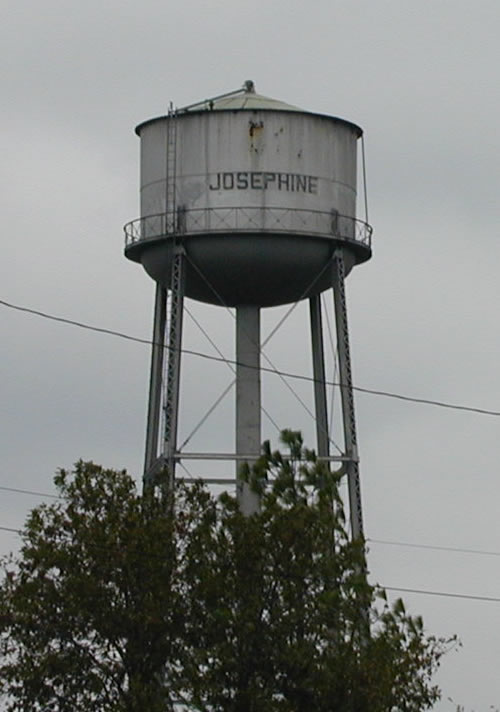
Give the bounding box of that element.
[124,82,371,307]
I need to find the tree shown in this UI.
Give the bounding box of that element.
[0,463,181,711]
[0,433,455,711]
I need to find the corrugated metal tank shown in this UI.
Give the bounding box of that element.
[125,84,371,307]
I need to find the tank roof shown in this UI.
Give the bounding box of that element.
[135,81,362,137]
[180,82,303,113]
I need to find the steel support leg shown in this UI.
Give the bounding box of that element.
[236,305,261,516]
[332,250,365,542]
[163,247,186,491]
[143,284,167,489]
[309,295,330,460]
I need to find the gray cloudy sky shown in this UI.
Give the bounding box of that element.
[2,1,500,708]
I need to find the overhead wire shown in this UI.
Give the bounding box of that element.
[368,538,500,558]
[0,525,22,534]
[0,485,60,499]
[2,481,500,560]
[2,482,500,601]
[184,254,370,453]
[384,586,500,603]
[260,256,332,349]
[2,297,500,418]
[184,255,324,430]
[1,516,499,603]
[182,307,281,448]
[181,302,237,449]
[3,118,500,609]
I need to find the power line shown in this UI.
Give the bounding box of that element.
[369,538,500,558]
[183,253,343,455]
[384,586,500,603]
[2,297,500,419]
[0,525,22,534]
[183,255,335,440]
[1,486,500,601]
[2,482,500,561]
[182,308,282,445]
[0,485,60,499]
[0,298,152,346]
[1,517,499,603]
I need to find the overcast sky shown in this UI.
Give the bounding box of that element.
[2,1,500,708]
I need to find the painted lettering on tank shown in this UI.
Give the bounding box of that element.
[209,171,319,195]
[236,172,249,189]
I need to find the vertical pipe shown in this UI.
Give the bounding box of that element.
[331,250,364,542]
[309,295,330,460]
[236,305,261,516]
[144,283,167,487]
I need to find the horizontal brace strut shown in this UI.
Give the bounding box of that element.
[176,452,357,463]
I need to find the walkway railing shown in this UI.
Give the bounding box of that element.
[124,206,372,250]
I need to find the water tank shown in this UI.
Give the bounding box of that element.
[124,82,371,307]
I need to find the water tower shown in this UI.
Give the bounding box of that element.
[124,82,372,537]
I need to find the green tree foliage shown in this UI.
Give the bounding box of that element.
[0,433,455,711]
[0,463,181,711]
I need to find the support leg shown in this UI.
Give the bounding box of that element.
[236,305,261,516]
[332,250,364,542]
[144,284,167,489]
[163,247,186,491]
[309,295,330,460]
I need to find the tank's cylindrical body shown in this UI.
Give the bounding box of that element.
[125,91,371,307]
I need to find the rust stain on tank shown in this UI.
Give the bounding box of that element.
[248,119,264,154]
[248,120,264,137]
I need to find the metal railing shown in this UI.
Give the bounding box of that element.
[124,206,372,250]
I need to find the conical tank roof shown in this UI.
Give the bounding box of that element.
[182,81,303,113]
[135,81,362,136]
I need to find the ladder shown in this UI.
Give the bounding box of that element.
[165,103,177,234]
[143,103,183,493]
